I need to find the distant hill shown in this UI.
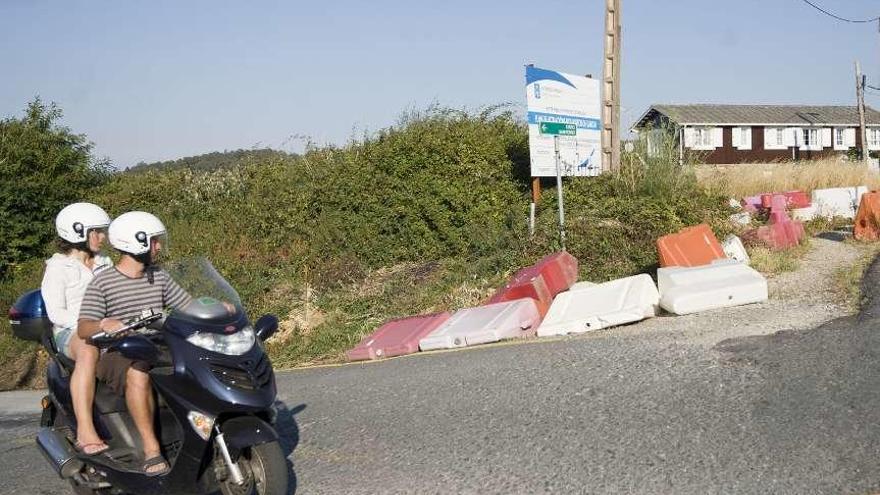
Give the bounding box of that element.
[126,148,291,173]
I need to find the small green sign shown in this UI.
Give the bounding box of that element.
[539,122,577,136]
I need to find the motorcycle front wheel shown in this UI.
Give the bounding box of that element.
[217,441,288,495]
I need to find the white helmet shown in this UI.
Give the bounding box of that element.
[55,203,111,244]
[109,211,167,256]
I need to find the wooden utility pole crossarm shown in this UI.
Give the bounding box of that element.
[602,0,621,172]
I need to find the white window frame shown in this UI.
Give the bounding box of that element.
[737,127,751,150]
[692,126,714,150]
[763,127,787,150]
[800,128,821,150]
[869,128,880,150]
[833,127,850,151]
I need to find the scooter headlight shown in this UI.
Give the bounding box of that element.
[186,326,255,355]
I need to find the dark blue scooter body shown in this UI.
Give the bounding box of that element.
[38,305,283,495]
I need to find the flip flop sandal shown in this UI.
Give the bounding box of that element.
[74,441,110,456]
[142,455,170,477]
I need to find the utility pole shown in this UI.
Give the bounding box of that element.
[601,0,621,172]
[856,60,869,164]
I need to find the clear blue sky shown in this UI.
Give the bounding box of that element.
[3,0,880,167]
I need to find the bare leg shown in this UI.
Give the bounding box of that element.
[68,336,106,452]
[125,368,166,474]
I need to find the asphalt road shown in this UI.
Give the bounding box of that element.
[3,263,880,494]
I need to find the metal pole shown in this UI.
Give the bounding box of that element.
[679,126,684,166]
[529,202,535,237]
[554,135,566,249]
[530,177,540,237]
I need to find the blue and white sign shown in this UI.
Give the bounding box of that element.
[526,66,602,177]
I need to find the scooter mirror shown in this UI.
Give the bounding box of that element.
[254,314,279,341]
[115,336,159,364]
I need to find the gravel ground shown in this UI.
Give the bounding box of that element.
[610,236,866,348]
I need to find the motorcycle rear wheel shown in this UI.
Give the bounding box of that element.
[218,441,288,495]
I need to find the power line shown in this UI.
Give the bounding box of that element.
[798,0,880,23]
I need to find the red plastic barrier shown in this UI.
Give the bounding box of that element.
[486,273,552,316]
[854,191,880,241]
[783,191,811,209]
[769,194,787,213]
[748,195,805,250]
[756,191,810,210]
[755,223,798,250]
[657,224,726,267]
[487,252,578,314]
[346,312,451,361]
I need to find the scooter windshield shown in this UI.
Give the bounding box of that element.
[162,257,244,324]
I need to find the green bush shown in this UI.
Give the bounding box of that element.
[0,98,110,277]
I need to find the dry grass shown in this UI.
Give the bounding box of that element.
[748,241,812,277]
[697,158,880,198]
[833,241,880,311]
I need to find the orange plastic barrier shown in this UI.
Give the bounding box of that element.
[854,191,880,241]
[657,224,725,267]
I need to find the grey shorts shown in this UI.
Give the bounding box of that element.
[54,327,75,359]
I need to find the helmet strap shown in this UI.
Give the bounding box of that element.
[132,252,158,283]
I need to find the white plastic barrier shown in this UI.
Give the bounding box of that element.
[792,205,818,222]
[657,260,768,315]
[812,186,868,219]
[729,212,751,226]
[721,235,750,265]
[419,299,540,351]
[569,281,597,292]
[536,274,659,337]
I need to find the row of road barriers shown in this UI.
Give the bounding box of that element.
[346,229,771,361]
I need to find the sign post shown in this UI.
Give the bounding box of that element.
[525,65,602,247]
[553,136,566,249]
[539,123,574,249]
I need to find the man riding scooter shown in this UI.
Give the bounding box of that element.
[32,209,287,494]
[77,211,191,476]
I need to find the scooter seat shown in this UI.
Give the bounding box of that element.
[94,382,128,414]
[56,353,76,373]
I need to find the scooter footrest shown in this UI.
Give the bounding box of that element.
[103,448,138,465]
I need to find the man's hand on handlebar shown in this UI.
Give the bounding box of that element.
[99,318,125,333]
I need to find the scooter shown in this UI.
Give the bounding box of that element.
[24,258,289,495]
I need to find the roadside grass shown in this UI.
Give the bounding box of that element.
[746,216,854,278]
[267,257,508,367]
[748,240,811,277]
[697,158,880,198]
[802,216,854,237]
[833,241,880,311]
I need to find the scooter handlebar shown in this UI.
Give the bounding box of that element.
[88,313,164,347]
